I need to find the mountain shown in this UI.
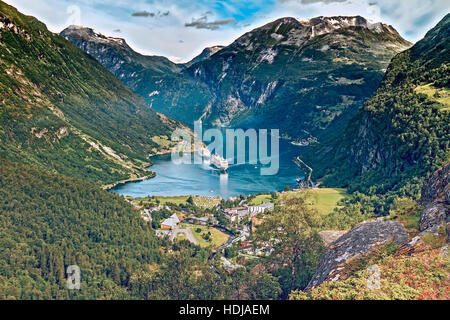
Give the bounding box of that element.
[306,14,450,200]
[185,45,225,67]
[0,1,184,186]
[62,16,411,141]
[60,25,183,102]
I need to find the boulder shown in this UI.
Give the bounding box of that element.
[305,221,409,290]
[318,230,347,247]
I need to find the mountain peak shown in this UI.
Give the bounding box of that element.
[267,15,402,37]
[61,25,128,47]
[234,15,411,52]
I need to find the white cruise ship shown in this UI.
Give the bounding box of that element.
[210,154,229,171]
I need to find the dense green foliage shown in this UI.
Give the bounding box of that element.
[306,14,450,214]
[254,196,326,298]
[0,1,181,185]
[0,157,164,299]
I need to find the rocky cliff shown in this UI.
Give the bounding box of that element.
[0,2,182,185]
[60,25,183,98]
[419,162,450,240]
[305,221,409,290]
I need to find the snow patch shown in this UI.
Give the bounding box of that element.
[259,48,278,64]
[271,33,284,41]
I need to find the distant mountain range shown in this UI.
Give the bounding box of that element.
[62,16,411,142]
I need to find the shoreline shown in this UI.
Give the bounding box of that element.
[102,146,187,191]
[103,172,156,191]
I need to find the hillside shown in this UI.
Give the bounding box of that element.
[0,1,183,186]
[60,25,183,101]
[0,157,162,299]
[291,162,449,300]
[306,13,450,204]
[62,16,411,142]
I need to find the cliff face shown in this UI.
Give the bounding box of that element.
[305,221,409,290]
[308,14,450,193]
[419,162,450,240]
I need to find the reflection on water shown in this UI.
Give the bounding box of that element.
[111,139,306,199]
[219,173,229,198]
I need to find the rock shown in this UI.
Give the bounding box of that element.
[419,163,449,240]
[305,221,409,290]
[319,230,347,247]
[420,162,450,205]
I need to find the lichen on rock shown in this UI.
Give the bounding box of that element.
[306,221,409,290]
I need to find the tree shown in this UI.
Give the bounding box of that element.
[246,273,282,300]
[224,246,239,259]
[254,195,325,297]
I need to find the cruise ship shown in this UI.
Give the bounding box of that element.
[210,154,229,172]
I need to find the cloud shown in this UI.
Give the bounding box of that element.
[185,15,238,30]
[131,10,170,18]
[132,10,155,17]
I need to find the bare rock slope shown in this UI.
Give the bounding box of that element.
[419,163,450,240]
[306,221,409,290]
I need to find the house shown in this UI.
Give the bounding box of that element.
[223,207,249,222]
[155,230,171,238]
[140,209,152,223]
[161,214,180,230]
[247,202,274,216]
[149,205,171,213]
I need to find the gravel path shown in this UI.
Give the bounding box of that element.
[170,228,199,245]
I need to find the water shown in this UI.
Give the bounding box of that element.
[111,139,306,199]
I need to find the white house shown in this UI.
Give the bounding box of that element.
[161,214,180,230]
[248,203,274,216]
[223,207,249,222]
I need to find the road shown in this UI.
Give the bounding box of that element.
[170,228,199,245]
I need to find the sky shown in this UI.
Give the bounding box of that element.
[4,0,450,63]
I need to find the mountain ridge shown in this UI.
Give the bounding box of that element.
[0,0,184,185]
[304,13,449,209]
[62,14,412,142]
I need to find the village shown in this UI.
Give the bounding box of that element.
[126,194,278,271]
[125,187,349,272]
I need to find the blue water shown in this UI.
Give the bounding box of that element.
[111,139,306,199]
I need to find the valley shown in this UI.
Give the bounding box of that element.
[0,0,448,302]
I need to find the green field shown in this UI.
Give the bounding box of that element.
[193,196,222,209]
[415,84,450,110]
[282,188,348,215]
[248,194,274,205]
[132,195,222,207]
[182,223,229,248]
